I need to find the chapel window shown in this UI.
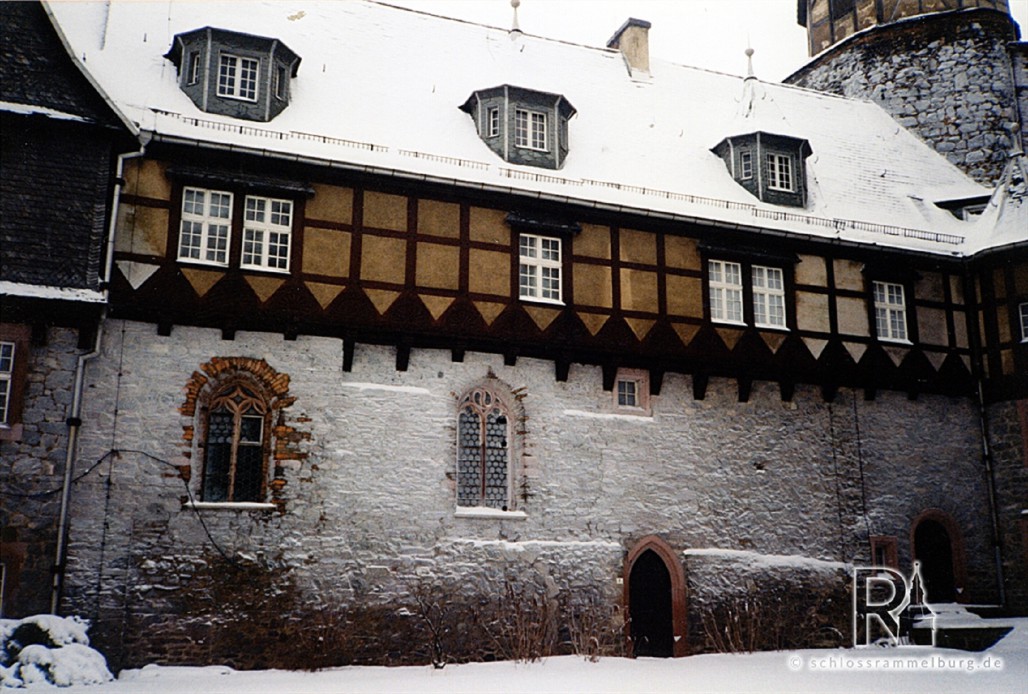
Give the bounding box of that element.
[457,386,513,511]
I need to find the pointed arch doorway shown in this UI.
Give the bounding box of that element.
[623,536,687,657]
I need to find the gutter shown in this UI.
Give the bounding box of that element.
[50,144,147,614]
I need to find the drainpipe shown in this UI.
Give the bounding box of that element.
[963,264,1006,609]
[51,144,147,614]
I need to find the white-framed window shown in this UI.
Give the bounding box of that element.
[519,234,562,303]
[765,152,795,191]
[217,54,259,101]
[242,196,293,271]
[186,52,201,86]
[1020,302,1028,342]
[708,260,744,324]
[740,150,753,180]
[273,65,287,100]
[752,265,786,328]
[873,280,908,342]
[457,386,512,511]
[178,187,233,266]
[0,341,13,425]
[515,109,547,151]
[487,107,500,137]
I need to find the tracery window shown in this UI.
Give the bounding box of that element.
[457,386,512,510]
[202,382,269,502]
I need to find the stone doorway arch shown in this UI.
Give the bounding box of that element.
[911,509,967,604]
[623,536,687,657]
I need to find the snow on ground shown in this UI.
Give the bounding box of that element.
[42,617,1028,694]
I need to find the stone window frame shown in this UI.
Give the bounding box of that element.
[870,535,899,569]
[515,108,548,151]
[872,280,910,344]
[0,324,30,442]
[765,151,795,192]
[177,186,233,267]
[241,195,294,273]
[519,233,563,305]
[454,381,525,517]
[217,52,260,102]
[614,368,651,415]
[180,357,308,512]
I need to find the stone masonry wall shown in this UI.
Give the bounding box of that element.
[987,399,1028,613]
[62,320,998,667]
[787,11,1020,185]
[0,327,82,617]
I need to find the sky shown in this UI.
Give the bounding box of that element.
[385,0,1028,82]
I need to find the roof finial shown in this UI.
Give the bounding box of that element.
[510,0,522,35]
[745,45,756,80]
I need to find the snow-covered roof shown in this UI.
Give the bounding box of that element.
[45,0,1023,256]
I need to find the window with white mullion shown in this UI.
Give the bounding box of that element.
[873,280,908,342]
[515,109,548,151]
[218,54,259,101]
[487,107,500,137]
[242,196,292,271]
[0,341,14,425]
[519,234,562,303]
[178,187,232,266]
[752,265,786,328]
[765,152,794,191]
[1019,302,1028,342]
[708,259,744,324]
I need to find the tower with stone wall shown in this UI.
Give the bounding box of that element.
[787,0,1026,185]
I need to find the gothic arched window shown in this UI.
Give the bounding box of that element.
[457,386,513,510]
[202,382,269,502]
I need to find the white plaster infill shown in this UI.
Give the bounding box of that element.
[184,501,277,512]
[454,506,527,520]
[563,409,655,422]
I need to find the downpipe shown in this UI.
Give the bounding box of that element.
[50,145,145,614]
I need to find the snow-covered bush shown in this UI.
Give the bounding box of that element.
[0,615,113,688]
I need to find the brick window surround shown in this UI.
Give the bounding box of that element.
[180,357,308,510]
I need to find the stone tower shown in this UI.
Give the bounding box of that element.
[787,0,1027,185]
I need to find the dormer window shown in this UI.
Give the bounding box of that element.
[712,132,811,207]
[218,54,259,101]
[165,27,300,122]
[460,86,576,170]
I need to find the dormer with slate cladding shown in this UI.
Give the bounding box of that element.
[712,132,812,207]
[165,27,300,123]
[460,86,576,170]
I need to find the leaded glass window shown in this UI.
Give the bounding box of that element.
[202,383,268,502]
[457,387,510,510]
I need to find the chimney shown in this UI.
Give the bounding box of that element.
[606,18,651,75]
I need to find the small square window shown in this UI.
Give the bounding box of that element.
[873,280,908,342]
[870,535,898,569]
[614,369,650,414]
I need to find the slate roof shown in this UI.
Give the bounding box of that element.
[45,0,1025,256]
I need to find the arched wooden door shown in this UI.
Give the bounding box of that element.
[624,536,687,657]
